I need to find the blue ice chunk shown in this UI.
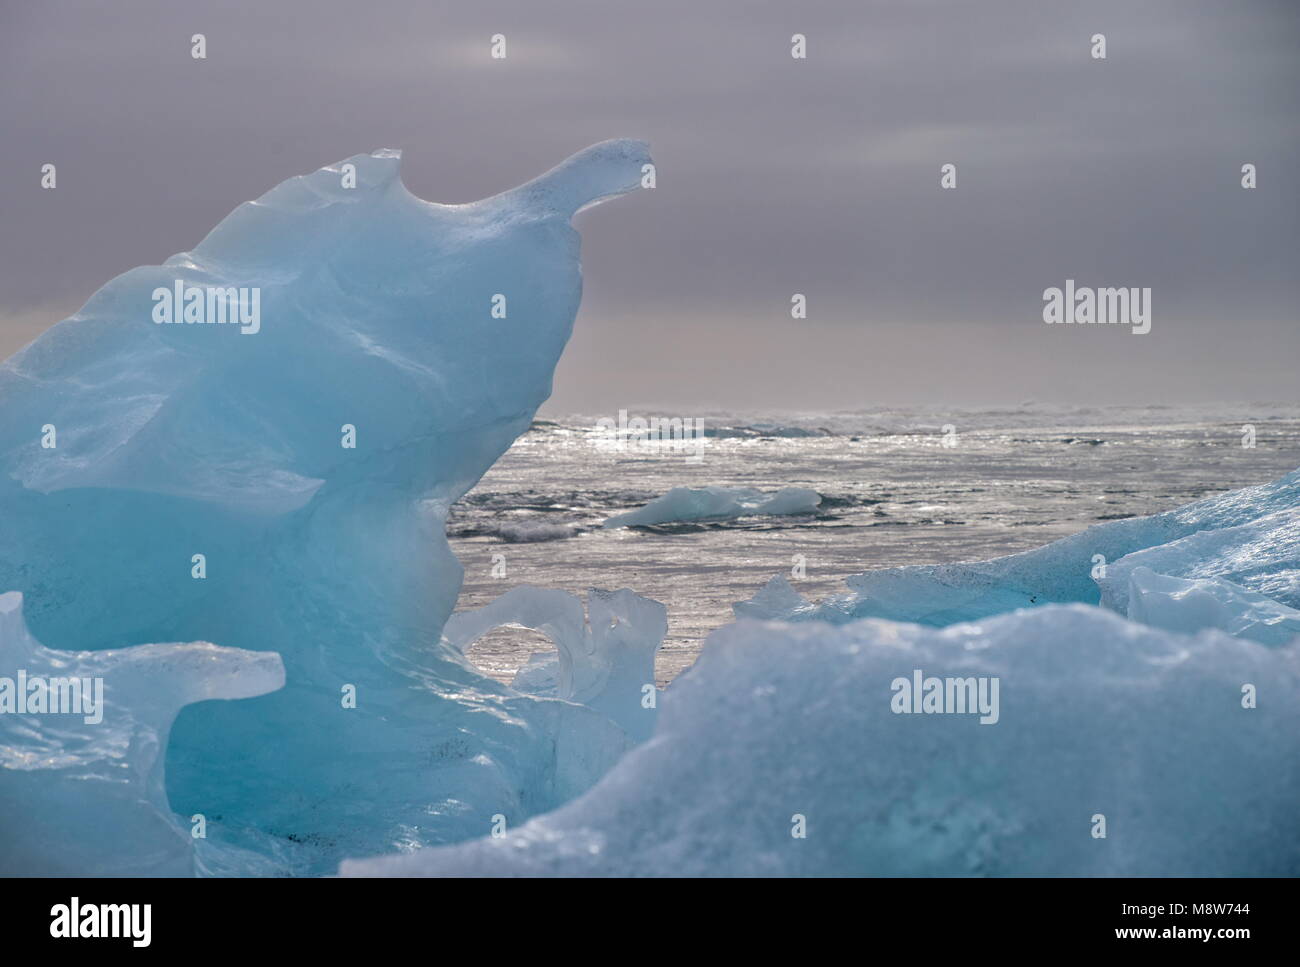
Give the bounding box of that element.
[0,141,652,873]
[603,485,821,528]
[736,468,1300,626]
[1115,566,1300,646]
[343,605,1300,876]
[0,592,285,875]
[445,586,666,741]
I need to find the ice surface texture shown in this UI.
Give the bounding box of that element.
[0,592,284,875]
[1096,507,1300,615]
[0,142,652,873]
[1118,567,1300,646]
[603,485,821,528]
[737,469,1300,628]
[344,604,1300,876]
[445,586,666,741]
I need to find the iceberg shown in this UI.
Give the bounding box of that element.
[4,131,1298,878]
[0,141,653,873]
[735,469,1300,627]
[343,605,1300,876]
[603,485,821,528]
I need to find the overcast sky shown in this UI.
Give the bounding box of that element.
[1,0,1296,412]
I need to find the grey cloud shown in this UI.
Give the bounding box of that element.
[1,0,1296,408]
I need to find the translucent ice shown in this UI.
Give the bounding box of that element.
[603,485,821,528]
[342,605,1300,876]
[1116,566,1300,646]
[1097,507,1300,614]
[736,468,1300,626]
[0,141,652,873]
[733,573,834,622]
[0,592,284,876]
[445,586,666,741]
[511,652,562,698]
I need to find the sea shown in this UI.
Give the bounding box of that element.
[447,403,1300,685]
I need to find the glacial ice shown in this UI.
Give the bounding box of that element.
[734,573,832,622]
[4,132,1298,878]
[343,604,1300,876]
[735,469,1300,627]
[511,652,562,698]
[0,141,653,874]
[0,592,285,876]
[603,485,821,528]
[445,586,666,741]
[1096,507,1300,614]
[1118,566,1300,646]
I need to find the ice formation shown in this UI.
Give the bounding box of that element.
[736,469,1300,627]
[348,466,1300,878]
[0,592,285,875]
[1118,567,1300,646]
[343,604,1300,876]
[444,586,666,740]
[1095,507,1299,613]
[3,133,1298,878]
[603,485,821,528]
[0,141,653,874]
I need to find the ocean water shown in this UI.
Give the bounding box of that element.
[447,403,1300,685]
